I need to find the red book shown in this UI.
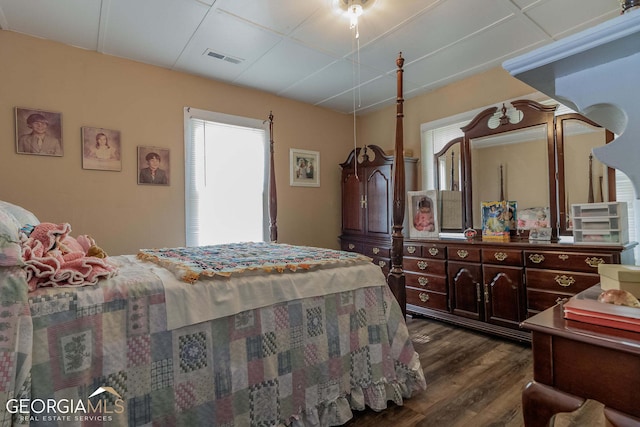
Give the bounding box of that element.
[563,285,640,333]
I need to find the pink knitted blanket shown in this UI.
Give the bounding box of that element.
[20,222,118,291]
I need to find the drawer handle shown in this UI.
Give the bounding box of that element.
[419,292,430,302]
[476,283,481,303]
[418,276,429,287]
[372,247,380,255]
[407,246,416,254]
[529,254,545,264]
[558,254,569,261]
[348,244,355,250]
[484,283,489,304]
[457,250,469,259]
[585,257,605,268]
[378,260,386,268]
[494,252,508,261]
[428,248,439,256]
[417,260,428,270]
[554,275,575,287]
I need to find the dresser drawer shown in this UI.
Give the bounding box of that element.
[403,257,446,275]
[525,268,600,294]
[407,288,448,311]
[363,245,390,258]
[341,240,362,253]
[526,289,570,313]
[448,246,481,262]
[482,248,522,266]
[404,243,446,259]
[524,250,614,273]
[406,272,447,293]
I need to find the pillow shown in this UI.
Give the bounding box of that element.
[0,201,39,267]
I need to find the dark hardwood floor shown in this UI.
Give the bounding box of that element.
[345,315,533,427]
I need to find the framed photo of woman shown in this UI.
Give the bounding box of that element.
[81,127,121,171]
[290,149,320,187]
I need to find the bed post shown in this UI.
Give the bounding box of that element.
[388,53,407,317]
[268,111,278,243]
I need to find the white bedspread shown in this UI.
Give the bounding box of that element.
[120,255,388,330]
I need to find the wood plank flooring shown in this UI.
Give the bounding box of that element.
[344,315,533,427]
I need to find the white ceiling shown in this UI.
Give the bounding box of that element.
[0,0,623,115]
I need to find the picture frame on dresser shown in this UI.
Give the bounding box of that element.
[408,190,439,238]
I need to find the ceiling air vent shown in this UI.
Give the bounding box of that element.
[204,49,244,65]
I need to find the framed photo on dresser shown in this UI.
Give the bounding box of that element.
[408,190,439,238]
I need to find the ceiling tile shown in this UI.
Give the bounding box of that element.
[234,39,338,94]
[524,0,620,38]
[103,0,210,67]
[215,0,322,35]
[0,0,101,50]
[174,8,283,83]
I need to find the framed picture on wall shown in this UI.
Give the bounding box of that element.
[290,148,320,187]
[408,190,439,238]
[15,107,63,156]
[81,127,122,171]
[137,146,170,185]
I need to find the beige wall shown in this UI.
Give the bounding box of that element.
[0,31,353,255]
[1,31,540,256]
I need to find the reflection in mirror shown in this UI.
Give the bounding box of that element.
[470,125,550,229]
[557,115,615,235]
[434,137,463,231]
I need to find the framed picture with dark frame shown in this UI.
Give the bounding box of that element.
[137,146,170,186]
[81,127,122,171]
[408,190,439,238]
[290,148,320,187]
[15,107,63,156]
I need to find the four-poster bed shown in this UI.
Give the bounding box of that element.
[0,55,424,426]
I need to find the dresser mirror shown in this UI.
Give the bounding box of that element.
[434,137,464,230]
[470,124,551,230]
[556,114,616,236]
[460,100,557,236]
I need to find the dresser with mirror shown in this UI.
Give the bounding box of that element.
[341,98,636,342]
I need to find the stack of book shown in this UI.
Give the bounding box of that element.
[563,285,640,333]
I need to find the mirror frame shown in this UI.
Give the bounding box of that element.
[460,99,557,237]
[434,137,464,231]
[556,113,616,236]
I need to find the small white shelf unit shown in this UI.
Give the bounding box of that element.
[571,202,629,245]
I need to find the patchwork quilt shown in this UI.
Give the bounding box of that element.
[0,248,426,426]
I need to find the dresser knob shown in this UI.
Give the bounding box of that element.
[417,260,428,270]
[373,247,380,255]
[585,257,604,268]
[348,244,355,250]
[418,276,429,287]
[407,246,416,254]
[494,252,508,261]
[428,247,439,256]
[378,260,386,268]
[457,250,469,259]
[419,292,430,302]
[558,254,569,261]
[554,275,576,287]
[529,254,545,264]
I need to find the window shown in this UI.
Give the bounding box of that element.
[184,108,269,246]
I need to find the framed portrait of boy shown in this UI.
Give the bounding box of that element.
[82,127,122,171]
[15,107,63,156]
[137,146,170,186]
[408,190,439,238]
[290,149,320,187]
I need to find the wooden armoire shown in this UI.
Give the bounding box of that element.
[339,145,418,275]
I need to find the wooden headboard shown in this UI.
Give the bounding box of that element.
[387,53,407,316]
